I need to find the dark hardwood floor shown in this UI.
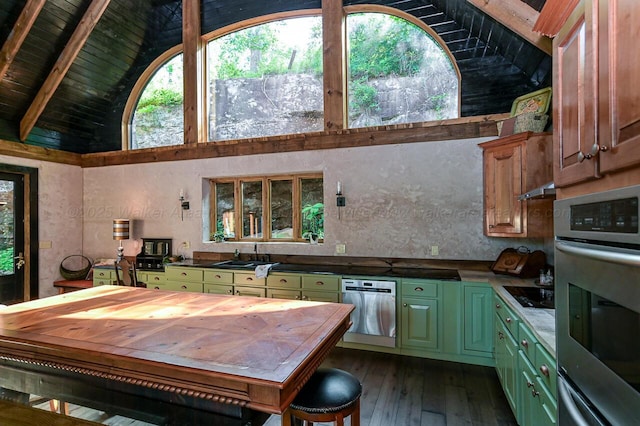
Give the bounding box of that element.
[267,347,518,426]
[32,348,517,426]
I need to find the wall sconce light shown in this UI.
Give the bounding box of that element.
[336,181,345,219]
[179,189,190,221]
[113,219,130,260]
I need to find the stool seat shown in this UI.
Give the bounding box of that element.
[289,368,361,426]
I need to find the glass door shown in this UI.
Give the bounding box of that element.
[0,172,25,305]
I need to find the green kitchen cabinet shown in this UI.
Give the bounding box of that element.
[400,280,441,351]
[495,312,519,415]
[93,268,114,286]
[462,283,494,356]
[301,274,340,302]
[164,266,204,293]
[494,291,557,426]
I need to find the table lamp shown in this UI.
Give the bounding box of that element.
[113,219,130,261]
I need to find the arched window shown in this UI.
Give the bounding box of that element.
[346,12,459,128]
[129,53,184,149]
[124,9,459,149]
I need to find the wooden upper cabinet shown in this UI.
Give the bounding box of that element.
[554,0,640,188]
[553,0,599,186]
[479,133,554,238]
[598,0,640,173]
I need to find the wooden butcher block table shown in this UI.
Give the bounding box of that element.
[0,286,354,425]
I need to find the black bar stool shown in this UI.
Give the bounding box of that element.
[288,368,362,426]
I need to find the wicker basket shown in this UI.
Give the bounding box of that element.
[514,112,549,133]
[60,255,93,280]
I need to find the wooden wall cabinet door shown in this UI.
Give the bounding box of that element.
[480,132,554,238]
[598,0,640,173]
[553,0,599,186]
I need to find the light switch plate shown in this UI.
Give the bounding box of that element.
[336,243,346,254]
[431,245,439,256]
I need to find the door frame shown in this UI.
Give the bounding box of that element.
[0,164,38,301]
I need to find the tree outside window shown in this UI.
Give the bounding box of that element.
[347,13,459,128]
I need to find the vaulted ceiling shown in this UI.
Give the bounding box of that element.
[0,0,550,154]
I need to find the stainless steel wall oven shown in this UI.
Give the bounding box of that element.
[555,185,640,425]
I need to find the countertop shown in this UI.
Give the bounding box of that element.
[165,261,556,356]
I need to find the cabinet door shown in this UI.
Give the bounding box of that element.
[267,288,301,300]
[234,285,265,297]
[463,284,493,355]
[204,283,234,296]
[598,0,640,173]
[495,316,519,415]
[401,297,439,350]
[554,0,599,186]
[483,144,524,236]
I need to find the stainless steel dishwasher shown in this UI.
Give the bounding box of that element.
[341,278,396,347]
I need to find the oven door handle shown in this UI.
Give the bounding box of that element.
[555,241,640,267]
[558,376,607,426]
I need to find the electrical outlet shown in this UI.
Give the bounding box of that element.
[182,241,190,248]
[39,241,52,249]
[431,245,439,256]
[336,243,346,254]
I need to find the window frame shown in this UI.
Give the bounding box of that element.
[209,173,323,243]
[123,6,460,150]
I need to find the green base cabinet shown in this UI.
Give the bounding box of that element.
[462,283,494,356]
[494,291,557,425]
[400,280,441,351]
[401,296,440,350]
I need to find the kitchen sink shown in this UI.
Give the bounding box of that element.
[212,260,277,269]
[503,285,554,309]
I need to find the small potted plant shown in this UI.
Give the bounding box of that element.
[212,231,225,243]
[302,202,324,244]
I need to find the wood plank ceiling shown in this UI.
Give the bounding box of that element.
[0,0,550,154]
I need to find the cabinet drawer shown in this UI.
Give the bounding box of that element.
[93,278,112,286]
[204,283,234,295]
[94,269,113,280]
[148,281,169,291]
[234,272,265,286]
[302,275,339,292]
[165,267,203,283]
[518,322,538,362]
[402,280,438,298]
[165,281,203,293]
[234,285,266,297]
[267,274,301,289]
[535,344,557,398]
[302,290,339,303]
[204,270,233,284]
[494,294,519,336]
[267,288,301,300]
[145,272,166,284]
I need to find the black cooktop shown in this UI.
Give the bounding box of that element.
[504,286,554,309]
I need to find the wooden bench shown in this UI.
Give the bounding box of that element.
[53,280,93,294]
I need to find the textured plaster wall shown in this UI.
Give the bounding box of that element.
[0,155,83,299]
[82,137,547,262]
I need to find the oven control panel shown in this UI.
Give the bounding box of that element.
[570,196,639,233]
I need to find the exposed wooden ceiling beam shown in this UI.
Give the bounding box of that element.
[0,0,47,83]
[466,0,552,55]
[532,0,580,37]
[19,0,111,141]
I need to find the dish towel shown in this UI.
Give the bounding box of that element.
[255,264,274,279]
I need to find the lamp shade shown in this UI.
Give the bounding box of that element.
[112,219,130,240]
